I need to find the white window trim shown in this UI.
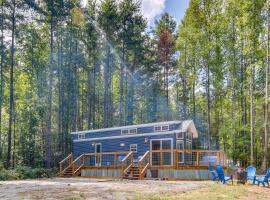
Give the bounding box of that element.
[121,128,137,135]
[130,144,137,152]
[161,125,169,131]
[78,133,85,140]
[176,140,184,150]
[154,126,162,132]
[154,125,169,132]
[176,140,185,163]
[186,141,192,150]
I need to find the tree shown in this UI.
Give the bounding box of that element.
[6,0,16,168]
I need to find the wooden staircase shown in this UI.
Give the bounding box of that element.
[59,151,150,179]
[123,166,141,180]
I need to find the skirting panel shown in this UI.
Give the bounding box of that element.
[146,169,211,180]
[81,169,122,177]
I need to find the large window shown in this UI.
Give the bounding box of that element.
[151,139,172,165]
[130,144,137,152]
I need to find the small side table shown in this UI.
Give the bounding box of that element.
[236,170,247,184]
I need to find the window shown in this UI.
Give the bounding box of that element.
[186,142,192,150]
[154,126,161,132]
[162,125,169,131]
[130,144,137,152]
[176,140,184,150]
[129,129,137,134]
[176,132,184,139]
[78,133,85,140]
[121,129,129,134]
[187,132,192,140]
[154,125,169,132]
[121,128,137,135]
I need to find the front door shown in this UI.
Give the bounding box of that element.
[95,143,102,166]
[151,139,172,166]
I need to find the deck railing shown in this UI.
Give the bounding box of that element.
[121,151,134,177]
[59,152,130,176]
[59,150,226,176]
[138,151,150,179]
[150,150,226,168]
[59,153,73,176]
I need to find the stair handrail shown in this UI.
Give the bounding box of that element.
[59,153,73,176]
[138,151,150,179]
[71,153,85,175]
[121,151,133,177]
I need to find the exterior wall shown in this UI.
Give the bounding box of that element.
[73,133,176,158]
[146,169,211,180]
[72,122,181,141]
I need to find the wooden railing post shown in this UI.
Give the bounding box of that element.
[175,150,178,169]
[59,163,62,176]
[114,153,116,169]
[196,152,199,166]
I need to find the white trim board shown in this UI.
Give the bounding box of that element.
[73,130,177,143]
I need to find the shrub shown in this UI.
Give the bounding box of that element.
[0,166,49,181]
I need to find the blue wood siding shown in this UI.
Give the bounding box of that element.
[72,133,176,157]
[72,122,181,140]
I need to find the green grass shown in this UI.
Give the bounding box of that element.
[133,184,249,200]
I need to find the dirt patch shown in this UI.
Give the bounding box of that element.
[0,178,210,200]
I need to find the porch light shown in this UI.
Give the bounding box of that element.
[144,138,149,143]
[91,142,96,146]
[120,143,125,146]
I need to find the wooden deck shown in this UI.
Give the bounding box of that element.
[59,150,226,180]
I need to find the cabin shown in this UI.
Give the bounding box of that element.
[59,120,226,180]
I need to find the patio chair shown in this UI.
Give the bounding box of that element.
[215,165,233,184]
[246,166,256,184]
[208,163,218,181]
[255,168,270,187]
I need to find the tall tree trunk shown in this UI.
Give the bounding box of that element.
[7,0,16,168]
[0,0,4,160]
[46,10,54,173]
[250,62,255,165]
[262,0,269,171]
[92,62,97,129]
[104,44,110,128]
[119,46,125,126]
[206,60,211,150]
[57,26,63,153]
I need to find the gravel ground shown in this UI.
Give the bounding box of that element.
[0,178,210,200]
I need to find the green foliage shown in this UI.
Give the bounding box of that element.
[0,164,48,181]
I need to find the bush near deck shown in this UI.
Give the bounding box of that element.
[0,164,50,180]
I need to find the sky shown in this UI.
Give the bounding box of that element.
[142,0,190,27]
[81,0,190,27]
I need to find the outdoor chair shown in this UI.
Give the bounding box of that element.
[208,163,218,181]
[215,165,233,184]
[254,168,270,187]
[246,166,256,184]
